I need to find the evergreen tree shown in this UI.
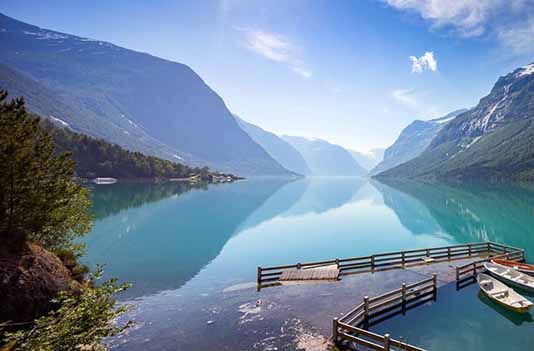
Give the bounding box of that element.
[0,90,91,250]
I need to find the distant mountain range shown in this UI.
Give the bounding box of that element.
[0,13,289,176]
[377,63,534,181]
[371,109,467,175]
[234,115,310,175]
[282,136,367,176]
[350,149,385,171]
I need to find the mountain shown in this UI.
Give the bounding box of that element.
[370,109,467,175]
[0,13,290,176]
[41,118,215,180]
[282,136,366,176]
[377,63,534,181]
[349,148,385,171]
[234,115,310,175]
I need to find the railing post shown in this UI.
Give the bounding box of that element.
[521,249,526,262]
[371,256,375,271]
[297,262,301,269]
[332,318,338,344]
[335,258,339,268]
[447,247,451,260]
[426,248,430,257]
[456,267,460,282]
[401,283,407,314]
[384,333,391,351]
[363,296,369,324]
[468,244,472,256]
[401,251,405,267]
[473,262,477,276]
[257,266,262,285]
[432,273,438,300]
[486,242,491,255]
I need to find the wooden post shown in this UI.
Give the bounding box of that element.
[297,262,301,269]
[332,318,338,343]
[521,250,526,262]
[456,267,460,282]
[472,262,477,275]
[335,258,339,268]
[486,242,491,254]
[447,247,451,260]
[371,256,375,271]
[363,296,370,322]
[401,251,405,267]
[468,244,472,256]
[384,333,391,351]
[432,273,437,300]
[257,267,262,285]
[401,283,407,314]
[426,248,430,257]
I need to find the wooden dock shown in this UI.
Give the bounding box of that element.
[279,265,339,282]
[257,241,525,287]
[256,241,527,351]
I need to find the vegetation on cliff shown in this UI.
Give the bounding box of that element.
[0,90,131,350]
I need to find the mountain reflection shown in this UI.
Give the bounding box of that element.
[83,178,297,298]
[374,180,534,255]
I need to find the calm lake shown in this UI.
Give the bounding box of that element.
[82,177,534,350]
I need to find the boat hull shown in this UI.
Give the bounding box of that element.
[480,289,531,313]
[491,259,534,276]
[485,263,534,293]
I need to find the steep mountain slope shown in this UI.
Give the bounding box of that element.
[370,109,467,175]
[349,148,385,171]
[282,136,366,176]
[0,13,289,176]
[378,64,534,181]
[234,115,310,175]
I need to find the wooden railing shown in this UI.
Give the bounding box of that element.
[333,275,437,351]
[455,242,525,282]
[257,241,521,285]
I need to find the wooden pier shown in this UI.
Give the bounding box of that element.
[257,241,524,286]
[334,274,437,351]
[257,241,526,350]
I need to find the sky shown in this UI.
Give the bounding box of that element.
[1,0,534,152]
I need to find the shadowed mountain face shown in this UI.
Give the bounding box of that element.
[0,13,289,176]
[82,179,299,298]
[234,116,310,175]
[378,64,534,180]
[282,136,367,176]
[374,179,534,254]
[371,109,467,175]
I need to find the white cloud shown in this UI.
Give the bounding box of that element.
[386,0,534,54]
[237,28,312,78]
[392,88,418,107]
[292,66,312,78]
[410,51,437,73]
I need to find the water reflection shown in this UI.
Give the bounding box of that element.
[373,180,534,255]
[83,178,299,298]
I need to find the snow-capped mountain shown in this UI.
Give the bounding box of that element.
[371,109,467,175]
[377,63,534,180]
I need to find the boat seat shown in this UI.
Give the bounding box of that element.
[490,290,508,297]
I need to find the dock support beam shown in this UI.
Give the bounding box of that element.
[332,318,338,344]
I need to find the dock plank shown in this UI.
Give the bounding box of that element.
[279,265,339,281]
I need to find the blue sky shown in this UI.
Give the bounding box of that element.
[2,0,534,151]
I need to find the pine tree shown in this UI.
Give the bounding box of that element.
[0,90,91,250]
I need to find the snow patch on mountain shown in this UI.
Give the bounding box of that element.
[23,30,68,40]
[49,116,69,127]
[517,63,534,77]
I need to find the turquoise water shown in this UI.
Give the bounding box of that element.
[82,178,534,350]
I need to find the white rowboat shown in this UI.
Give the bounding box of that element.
[485,262,534,293]
[478,273,532,313]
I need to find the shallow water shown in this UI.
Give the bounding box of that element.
[81,177,534,350]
